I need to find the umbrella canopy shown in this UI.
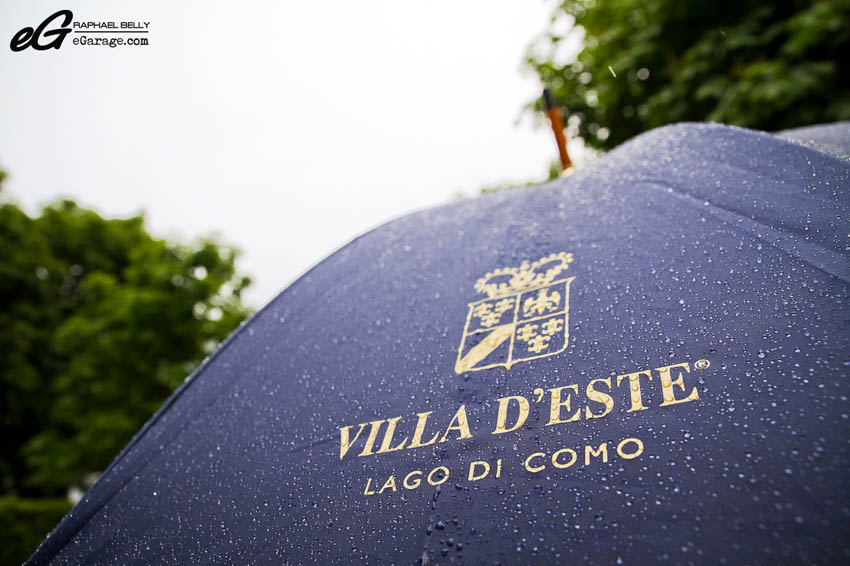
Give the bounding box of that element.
[29,122,850,565]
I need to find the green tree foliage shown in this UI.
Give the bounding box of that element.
[0,197,252,496]
[0,497,72,565]
[526,0,850,151]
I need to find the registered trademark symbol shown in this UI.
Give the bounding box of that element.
[695,359,710,370]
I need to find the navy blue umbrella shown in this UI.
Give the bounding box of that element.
[29,122,850,565]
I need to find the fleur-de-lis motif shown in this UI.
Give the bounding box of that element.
[541,318,563,336]
[516,323,538,342]
[516,323,551,353]
[495,298,515,314]
[472,297,516,328]
[472,303,500,327]
[523,288,561,316]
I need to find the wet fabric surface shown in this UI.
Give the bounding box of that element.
[776,121,850,160]
[30,123,850,565]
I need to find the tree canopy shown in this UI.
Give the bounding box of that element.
[0,196,252,497]
[526,0,850,151]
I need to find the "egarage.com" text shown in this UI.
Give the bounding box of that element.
[73,36,149,48]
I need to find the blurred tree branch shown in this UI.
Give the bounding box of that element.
[0,194,252,496]
[525,0,850,151]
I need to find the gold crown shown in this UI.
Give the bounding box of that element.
[474,252,573,299]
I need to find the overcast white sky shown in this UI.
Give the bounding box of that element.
[1,1,566,306]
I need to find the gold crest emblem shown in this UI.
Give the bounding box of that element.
[455,252,575,373]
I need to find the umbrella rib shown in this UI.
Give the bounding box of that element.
[641,179,850,284]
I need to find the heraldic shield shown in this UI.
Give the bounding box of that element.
[455,252,575,373]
